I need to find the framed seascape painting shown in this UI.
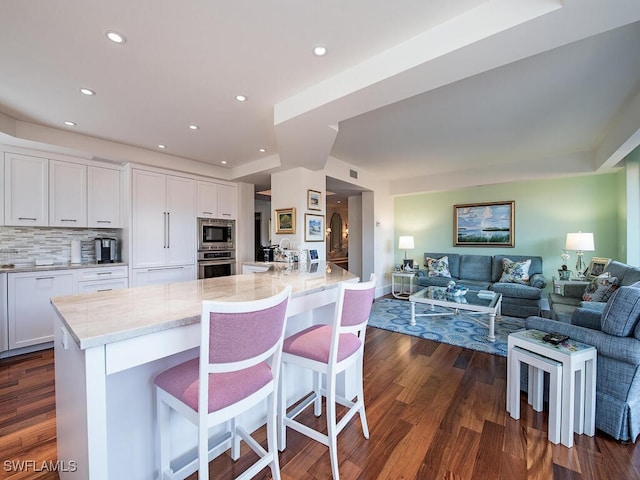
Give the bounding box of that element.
[307,189,321,210]
[304,214,324,242]
[454,201,515,247]
[275,208,295,234]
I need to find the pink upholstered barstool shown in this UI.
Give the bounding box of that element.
[278,274,376,480]
[154,285,291,480]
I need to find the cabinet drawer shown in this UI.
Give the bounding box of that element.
[77,278,128,294]
[77,266,128,282]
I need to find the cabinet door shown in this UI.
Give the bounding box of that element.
[8,271,75,349]
[0,273,7,352]
[0,155,4,226]
[217,184,237,219]
[88,166,121,228]
[166,175,196,266]
[4,153,48,226]
[196,180,217,218]
[50,160,87,227]
[131,170,167,268]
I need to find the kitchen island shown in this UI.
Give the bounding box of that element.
[50,262,358,480]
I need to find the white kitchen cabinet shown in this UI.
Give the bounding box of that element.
[131,169,196,284]
[7,270,74,349]
[196,180,236,219]
[0,154,4,226]
[131,264,195,287]
[0,273,7,353]
[4,152,49,226]
[217,183,237,219]
[76,265,128,293]
[49,160,87,227]
[88,165,121,228]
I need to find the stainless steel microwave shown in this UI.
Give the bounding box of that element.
[198,218,235,251]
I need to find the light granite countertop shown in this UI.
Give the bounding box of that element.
[50,262,357,350]
[0,261,128,273]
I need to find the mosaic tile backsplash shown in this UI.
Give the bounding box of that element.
[0,227,122,266]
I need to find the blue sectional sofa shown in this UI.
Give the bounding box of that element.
[526,282,640,442]
[415,252,547,318]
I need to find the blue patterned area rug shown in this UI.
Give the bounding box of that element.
[368,298,525,357]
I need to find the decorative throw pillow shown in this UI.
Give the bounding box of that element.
[426,256,451,278]
[499,258,531,284]
[583,273,618,302]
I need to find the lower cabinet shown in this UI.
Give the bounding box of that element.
[131,265,195,287]
[8,270,75,349]
[4,265,129,353]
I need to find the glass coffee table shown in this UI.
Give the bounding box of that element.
[409,286,502,342]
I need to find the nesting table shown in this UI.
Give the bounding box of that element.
[507,329,597,448]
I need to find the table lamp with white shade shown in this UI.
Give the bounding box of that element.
[565,232,594,277]
[398,236,415,270]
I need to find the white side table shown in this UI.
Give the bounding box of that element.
[507,329,597,448]
[392,271,416,299]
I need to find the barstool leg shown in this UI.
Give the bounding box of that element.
[266,392,282,480]
[357,355,369,438]
[157,395,171,477]
[327,371,340,480]
[277,363,287,451]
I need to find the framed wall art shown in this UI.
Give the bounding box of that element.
[304,213,324,242]
[275,208,295,234]
[454,201,514,247]
[307,189,321,211]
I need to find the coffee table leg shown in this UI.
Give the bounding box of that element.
[487,313,496,342]
[410,301,416,326]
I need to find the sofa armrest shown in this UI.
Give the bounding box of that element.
[525,316,640,365]
[529,273,547,289]
[563,283,587,298]
[570,307,602,330]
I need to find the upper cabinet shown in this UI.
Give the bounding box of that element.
[196,180,236,219]
[49,160,87,227]
[3,151,121,228]
[88,166,121,228]
[4,153,49,226]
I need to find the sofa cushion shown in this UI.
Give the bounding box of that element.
[582,273,618,302]
[425,255,451,278]
[601,286,640,337]
[459,255,492,282]
[499,258,531,284]
[492,282,541,300]
[424,252,460,278]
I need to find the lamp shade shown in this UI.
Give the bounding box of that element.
[398,236,414,250]
[565,232,594,251]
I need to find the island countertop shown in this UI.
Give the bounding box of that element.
[50,261,357,350]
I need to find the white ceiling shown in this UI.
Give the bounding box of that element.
[1,0,639,196]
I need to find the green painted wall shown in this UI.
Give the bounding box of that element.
[394,173,622,291]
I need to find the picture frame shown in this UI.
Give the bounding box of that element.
[309,249,319,262]
[307,189,322,211]
[403,259,414,271]
[454,201,515,247]
[275,208,295,234]
[304,213,324,242]
[586,257,611,278]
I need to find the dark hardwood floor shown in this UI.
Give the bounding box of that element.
[2,325,640,479]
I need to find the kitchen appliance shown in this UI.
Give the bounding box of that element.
[95,238,117,263]
[198,218,235,251]
[198,250,236,279]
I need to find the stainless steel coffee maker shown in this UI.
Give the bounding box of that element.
[95,238,117,263]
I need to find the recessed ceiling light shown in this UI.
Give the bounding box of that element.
[64,121,76,126]
[259,148,266,153]
[106,31,126,44]
[80,88,95,96]
[158,144,166,149]
[313,45,327,56]
[221,160,227,165]
[189,125,199,130]
[235,95,247,102]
